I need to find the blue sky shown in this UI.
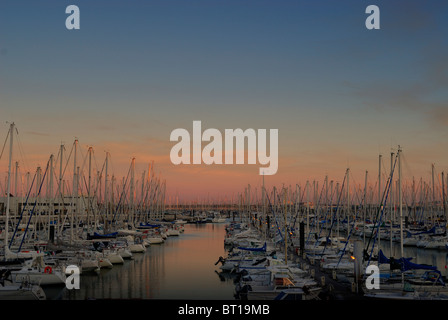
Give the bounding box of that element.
[1,0,447,199]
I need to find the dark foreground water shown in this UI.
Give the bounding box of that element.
[45,223,236,300]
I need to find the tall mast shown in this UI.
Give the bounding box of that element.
[130,157,135,228]
[284,187,287,265]
[49,154,54,241]
[378,154,382,249]
[364,170,368,245]
[141,170,145,217]
[5,122,15,253]
[442,172,446,227]
[306,181,310,238]
[57,144,64,237]
[71,139,78,244]
[247,184,251,223]
[13,161,19,228]
[346,168,350,232]
[378,154,382,206]
[262,174,266,239]
[432,163,435,218]
[14,161,19,198]
[104,152,109,231]
[398,146,403,260]
[390,151,394,256]
[88,147,92,228]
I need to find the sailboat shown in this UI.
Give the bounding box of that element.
[1,123,66,287]
[10,255,66,286]
[0,269,46,300]
[363,148,448,300]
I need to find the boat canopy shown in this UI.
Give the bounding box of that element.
[378,249,442,284]
[237,242,267,252]
[406,226,436,237]
[139,222,161,228]
[89,232,118,239]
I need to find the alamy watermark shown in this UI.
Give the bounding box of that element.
[64,4,380,31]
[65,265,80,290]
[365,265,380,289]
[170,121,278,175]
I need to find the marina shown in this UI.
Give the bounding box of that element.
[5,215,448,302]
[1,123,448,302]
[0,4,447,320]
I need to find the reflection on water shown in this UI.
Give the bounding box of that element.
[45,225,448,300]
[59,223,235,300]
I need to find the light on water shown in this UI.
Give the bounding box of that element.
[60,223,235,300]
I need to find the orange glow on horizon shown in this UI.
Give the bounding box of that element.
[0,126,447,203]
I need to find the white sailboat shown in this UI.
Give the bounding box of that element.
[0,270,46,300]
[10,256,66,286]
[102,248,125,264]
[1,123,65,287]
[94,252,113,269]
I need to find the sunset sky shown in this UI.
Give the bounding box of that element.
[1,0,447,202]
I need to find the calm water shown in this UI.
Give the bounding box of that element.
[49,223,236,300]
[42,224,448,300]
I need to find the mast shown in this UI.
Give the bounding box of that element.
[325,175,328,232]
[390,151,394,256]
[262,174,266,239]
[442,172,446,227]
[88,146,92,229]
[364,170,368,245]
[398,146,403,261]
[14,161,19,198]
[13,161,19,228]
[104,152,109,231]
[432,163,435,222]
[336,182,339,238]
[111,174,115,227]
[378,154,382,206]
[5,122,15,254]
[49,154,54,241]
[378,154,382,249]
[248,184,251,224]
[141,170,145,220]
[130,157,135,228]
[306,181,310,239]
[346,168,350,235]
[57,144,64,236]
[284,187,287,265]
[71,139,78,244]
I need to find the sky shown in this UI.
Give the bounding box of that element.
[0,0,447,203]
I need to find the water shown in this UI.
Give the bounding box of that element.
[51,223,236,300]
[43,223,448,300]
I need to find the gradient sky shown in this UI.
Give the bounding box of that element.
[1,0,447,202]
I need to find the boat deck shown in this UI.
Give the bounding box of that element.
[294,252,368,300]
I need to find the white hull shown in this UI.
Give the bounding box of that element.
[12,269,66,286]
[0,285,46,300]
[106,252,125,264]
[147,237,164,244]
[129,244,146,253]
[98,257,113,269]
[81,259,100,274]
[117,248,133,259]
[166,229,180,236]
